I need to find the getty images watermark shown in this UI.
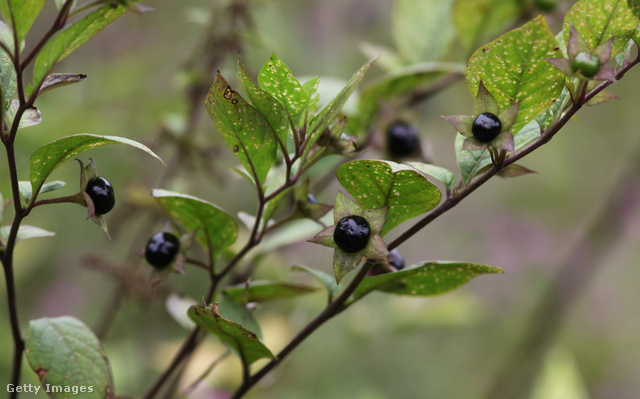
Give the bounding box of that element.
[7,384,95,394]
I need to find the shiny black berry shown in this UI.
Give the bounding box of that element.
[472,112,502,143]
[145,232,180,269]
[86,177,115,215]
[334,215,371,253]
[388,248,405,270]
[386,121,419,158]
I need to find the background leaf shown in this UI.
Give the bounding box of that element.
[188,303,275,365]
[453,0,523,53]
[291,265,339,298]
[223,280,318,303]
[0,225,55,243]
[563,0,640,56]
[152,189,238,257]
[0,42,16,120]
[0,0,46,44]
[337,160,441,235]
[392,0,455,64]
[466,15,565,134]
[24,316,114,399]
[352,261,503,301]
[205,71,277,185]
[258,53,309,126]
[31,4,128,92]
[29,134,163,196]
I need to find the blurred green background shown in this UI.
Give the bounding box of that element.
[1,0,640,398]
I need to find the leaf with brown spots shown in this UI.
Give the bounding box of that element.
[336,160,441,236]
[206,71,277,185]
[258,53,309,127]
[352,261,503,300]
[25,316,114,399]
[466,15,565,134]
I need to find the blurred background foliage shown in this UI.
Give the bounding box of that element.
[1,0,640,398]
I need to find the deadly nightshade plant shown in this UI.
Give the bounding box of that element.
[308,191,389,283]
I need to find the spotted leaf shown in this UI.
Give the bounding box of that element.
[258,53,309,127]
[466,15,565,134]
[336,160,441,236]
[206,71,277,185]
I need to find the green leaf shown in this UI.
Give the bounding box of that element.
[336,160,441,236]
[405,162,457,193]
[218,293,263,339]
[205,71,277,185]
[237,57,290,147]
[4,100,41,129]
[24,316,114,399]
[455,134,491,185]
[152,189,237,257]
[563,0,640,56]
[352,261,503,301]
[453,0,523,53]
[291,265,339,298]
[466,15,565,134]
[536,87,570,131]
[17,180,64,207]
[188,303,276,365]
[258,53,309,126]
[0,0,46,44]
[31,4,128,93]
[29,134,163,197]
[1,225,55,243]
[223,280,318,303]
[353,62,465,136]
[302,76,321,114]
[306,58,375,154]
[392,0,455,63]
[0,43,16,119]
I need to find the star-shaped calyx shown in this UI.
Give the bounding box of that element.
[546,24,616,83]
[308,191,388,283]
[442,81,520,161]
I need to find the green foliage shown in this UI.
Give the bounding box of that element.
[24,317,114,399]
[31,4,128,93]
[336,160,441,235]
[563,0,640,56]
[466,15,565,134]
[453,0,523,53]
[206,71,278,185]
[29,134,162,197]
[0,224,54,243]
[188,303,276,366]
[352,262,504,301]
[258,53,309,127]
[152,189,238,257]
[0,0,46,44]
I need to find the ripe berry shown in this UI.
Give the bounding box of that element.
[388,248,405,270]
[386,121,419,158]
[145,232,180,269]
[86,177,115,215]
[572,52,600,78]
[333,215,371,253]
[472,112,502,142]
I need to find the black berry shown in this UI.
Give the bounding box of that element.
[386,121,419,158]
[334,215,371,253]
[472,112,502,143]
[86,177,115,215]
[145,232,180,269]
[388,248,405,270]
[572,52,600,78]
